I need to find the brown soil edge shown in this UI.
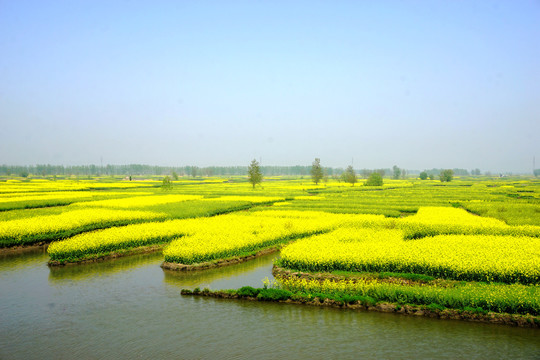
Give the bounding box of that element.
[47,244,166,266]
[161,246,279,271]
[181,289,539,329]
[0,242,49,254]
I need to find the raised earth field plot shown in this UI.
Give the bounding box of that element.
[1,176,539,357]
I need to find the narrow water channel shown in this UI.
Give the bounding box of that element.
[1,249,538,359]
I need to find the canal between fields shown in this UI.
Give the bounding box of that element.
[1,249,538,359]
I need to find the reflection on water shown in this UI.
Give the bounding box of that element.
[48,251,164,282]
[0,248,539,360]
[47,250,276,289]
[163,252,277,289]
[165,296,540,360]
[0,247,49,271]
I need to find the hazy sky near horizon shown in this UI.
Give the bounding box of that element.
[1,1,539,173]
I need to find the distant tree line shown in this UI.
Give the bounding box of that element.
[421,168,480,176]
[0,164,339,178]
[0,163,487,178]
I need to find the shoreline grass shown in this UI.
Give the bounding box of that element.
[180,286,539,328]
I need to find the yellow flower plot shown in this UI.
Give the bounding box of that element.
[280,227,540,284]
[201,196,285,204]
[0,191,153,211]
[0,208,166,247]
[398,207,540,238]
[73,194,204,208]
[47,210,348,263]
[0,179,158,193]
[462,201,540,226]
[48,219,189,262]
[0,191,151,203]
[293,196,325,200]
[163,211,355,265]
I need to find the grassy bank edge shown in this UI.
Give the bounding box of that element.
[48,243,167,266]
[272,265,538,315]
[273,261,438,284]
[161,246,279,271]
[180,287,540,329]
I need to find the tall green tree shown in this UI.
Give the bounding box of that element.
[310,158,323,185]
[247,159,263,189]
[191,166,198,178]
[161,176,173,190]
[401,169,407,179]
[365,172,383,186]
[439,169,454,182]
[342,165,357,186]
[392,165,401,180]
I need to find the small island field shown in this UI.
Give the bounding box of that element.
[1,175,539,326]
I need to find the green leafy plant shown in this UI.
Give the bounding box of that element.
[365,172,383,186]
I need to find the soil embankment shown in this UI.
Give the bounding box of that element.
[0,242,48,254]
[48,244,166,266]
[161,247,279,271]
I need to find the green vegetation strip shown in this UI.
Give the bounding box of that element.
[48,244,167,266]
[272,267,539,316]
[180,287,539,328]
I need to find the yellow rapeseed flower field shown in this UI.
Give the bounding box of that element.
[200,196,285,203]
[0,191,152,205]
[48,210,348,263]
[0,208,166,246]
[48,219,189,262]
[280,226,540,284]
[399,207,540,238]
[163,211,356,264]
[73,194,204,208]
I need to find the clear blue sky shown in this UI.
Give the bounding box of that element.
[1,1,539,173]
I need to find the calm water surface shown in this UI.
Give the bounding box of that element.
[1,249,538,359]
